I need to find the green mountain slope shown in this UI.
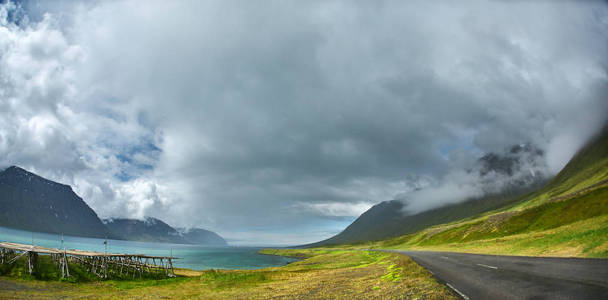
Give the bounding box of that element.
[366,127,608,257]
[516,128,608,209]
[306,190,536,247]
[307,144,547,247]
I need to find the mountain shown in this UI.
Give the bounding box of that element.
[0,166,109,238]
[309,188,540,247]
[0,166,227,245]
[309,144,547,247]
[103,217,228,245]
[177,228,227,246]
[324,126,608,257]
[371,126,608,257]
[103,217,189,244]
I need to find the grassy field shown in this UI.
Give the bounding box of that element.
[0,249,455,299]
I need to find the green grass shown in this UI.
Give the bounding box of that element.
[199,270,270,290]
[381,263,404,282]
[396,214,608,258]
[416,186,608,244]
[0,249,456,299]
[260,249,390,270]
[108,276,194,290]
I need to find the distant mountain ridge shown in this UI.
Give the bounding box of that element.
[177,228,227,246]
[0,166,227,246]
[0,166,110,238]
[103,217,189,244]
[103,217,228,245]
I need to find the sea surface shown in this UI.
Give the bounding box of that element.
[0,226,297,270]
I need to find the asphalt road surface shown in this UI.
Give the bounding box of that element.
[389,250,608,300]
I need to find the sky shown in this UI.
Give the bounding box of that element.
[0,0,607,246]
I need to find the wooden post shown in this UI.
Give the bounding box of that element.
[26,251,34,275]
[108,256,113,277]
[94,256,97,275]
[7,251,28,265]
[138,257,143,278]
[60,254,65,278]
[102,256,107,278]
[64,252,70,277]
[168,258,175,277]
[32,252,38,275]
[60,253,66,278]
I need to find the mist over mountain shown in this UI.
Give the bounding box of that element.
[397,143,548,214]
[0,166,109,238]
[477,144,546,191]
[310,144,548,246]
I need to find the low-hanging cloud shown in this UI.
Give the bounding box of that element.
[1,0,607,245]
[398,144,549,213]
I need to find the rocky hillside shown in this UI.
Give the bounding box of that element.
[0,166,109,238]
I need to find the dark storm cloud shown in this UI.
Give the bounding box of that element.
[1,0,607,244]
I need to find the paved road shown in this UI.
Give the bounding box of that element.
[388,250,608,300]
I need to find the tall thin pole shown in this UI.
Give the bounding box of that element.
[103,236,108,278]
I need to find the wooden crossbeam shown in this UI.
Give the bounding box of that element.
[7,250,28,264]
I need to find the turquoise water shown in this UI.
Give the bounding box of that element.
[0,226,297,270]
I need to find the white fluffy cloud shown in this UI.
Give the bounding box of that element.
[0,2,167,222]
[1,1,607,245]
